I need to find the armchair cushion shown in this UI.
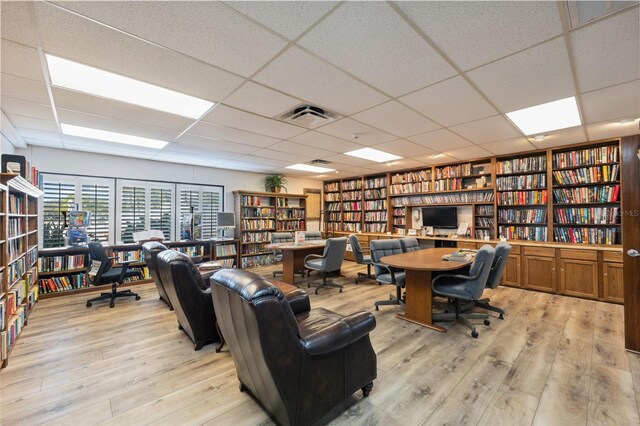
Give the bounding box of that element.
[376,271,406,287]
[305,258,324,270]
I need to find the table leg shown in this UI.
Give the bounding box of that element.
[282,250,296,285]
[396,269,446,332]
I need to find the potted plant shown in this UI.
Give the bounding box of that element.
[264,174,288,193]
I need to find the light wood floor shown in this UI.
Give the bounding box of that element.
[1,262,639,426]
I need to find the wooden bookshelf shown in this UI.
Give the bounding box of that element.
[340,177,363,233]
[389,167,432,233]
[363,175,388,233]
[233,191,307,268]
[1,173,42,369]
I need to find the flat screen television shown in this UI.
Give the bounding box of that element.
[422,206,458,229]
[217,212,235,227]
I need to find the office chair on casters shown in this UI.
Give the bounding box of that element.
[304,237,347,294]
[304,231,323,241]
[86,241,142,308]
[348,234,373,283]
[432,245,495,338]
[369,239,406,311]
[399,237,421,253]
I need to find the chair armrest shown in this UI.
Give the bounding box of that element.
[431,262,485,288]
[301,311,376,356]
[372,262,399,284]
[303,253,323,263]
[286,289,310,314]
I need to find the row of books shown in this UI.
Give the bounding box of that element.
[343,212,362,221]
[342,202,362,211]
[8,218,23,237]
[241,254,274,268]
[241,231,271,243]
[364,200,386,210]
[496,174,546,191]
[391,191,495,206]
[325,222,340,232]
[364,177,386,189]
[215,244,237,257]
[242,207,275,218]
[476,217,494,227]
[474,229,493,239]
[27,248,37,268]
[390,181,432,195]
[8,194,24,215]
[553,207,620,225]
[497,190,548,206]
[1,305,26,364]
[8,238,24,262]
[276,221,305,231]
[393,208,405,217]
[364,188,387,199]
[241,195,270,207]
[6,280,28,316]
[38,254,86,272]
[324,182,340,192]
[341,191,362,201]
[115,250,143,263]
[364,223,387,233]
[242,243,270,255]
[174,246,204,257]
[498,208,547,223]
[553,185,620,204]
[324,193,340,202]
[342,222,362,232]
[325,213,340,222]
[393,217,405,225]
[435,163,473,178]
[242,219,275,229]
[475,205,494,216]
[553,227,618,245]
[123,267,150,282]
[325,202,340,211]
[276,198,296,207]
[217,259,235,268]
[499,226,548,241]
[365,211,387,222]
[341,180,362,190]
[434,178,467,192]
[391,169,431,184]
[38,273,88,293]
[496,155,546,174]
[552,165,619,185]
[8,257,26,286]
[277,210,305,219]
[553,145,619,168]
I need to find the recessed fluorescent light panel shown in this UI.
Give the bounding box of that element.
[286,163,335,173]
[46,55,214,119]
[506,96,581,136]
[345,147,401,163]
[61,123,168,149]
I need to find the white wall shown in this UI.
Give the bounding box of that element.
[1,134,16,156]
[20,146,323,230]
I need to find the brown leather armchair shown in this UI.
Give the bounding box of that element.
[210,269,377,426]
[142,241,172,310]
[156,250,221,350]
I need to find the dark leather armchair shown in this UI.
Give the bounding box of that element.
[156,250,221,350]
[210,269,377,426]
[142,241,172,309]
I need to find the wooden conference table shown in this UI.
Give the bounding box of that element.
[265,240,326,285]
[381,248,470,332]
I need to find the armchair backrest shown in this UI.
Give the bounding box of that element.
[399,237,420,253]
[486,242,512,289]
[466,245,496,300]
[304,231,322,241]
[348,234,365,263]
[369,239,404,276]
[271,232,293,244]
[88,241,111,283]
[142,241,168,286]
[320,237,347,271]
[210,269,304,426]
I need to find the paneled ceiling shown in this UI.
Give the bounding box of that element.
[1,1,638,178]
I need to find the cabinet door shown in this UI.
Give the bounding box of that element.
[603,262,624,304]
[559,259,598,299]
[523,256,556,292]
[457,241,477,250]
[502,253,522,286]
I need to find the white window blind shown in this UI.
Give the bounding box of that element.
[117,180,174,243]
[149,187,173,240]
[81,183,112,243]
[119,184,147,243]
[42,180,76,248]
[177,185,223,239]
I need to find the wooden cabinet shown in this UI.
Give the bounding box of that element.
[558,250,599,300]
[457,241,477,250]
[523,250,556,292]
[603,259,624,304]
[502,253,522,286]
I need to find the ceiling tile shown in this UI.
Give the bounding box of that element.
[351,101,439,137]
[289,131,363,153]
[202,105,306,139]
[1,73,50,104]
[160,141,240,160]
[225,1,337,40]
[56,109,180,141]
[400,76,497,126]
[467,38,575,112]
[175,133,258,155]
[1,39,45,82]
[442,145,493,161]
[321,153,380,167]
[232,154,292,168]
[63,135,158,158]
[223,82,301,118]
[586,120,639,141]
[188,121,280,148]
[249,149,314,164]
[1,97,55,121]
[269,141,335,159]
[35,2,244,102]
[531,126,588,149]
[298,2,455,97]
[371,139,435,157]
[253,46,388,116]
[13,128,62,143]
[480,137,536,155]
[450,115,521,144]
[396,1,563,70]
[420,154,459,165]
[52,1,287,77]
[367,158,426,172]
[571,6,640,93]
[52,88,194,132]
[315,118,396,146]
[152,151,230,168]
[6,114,58,133]
[580,80,640,124]
[0,1,38,47]
[408,128,473,151]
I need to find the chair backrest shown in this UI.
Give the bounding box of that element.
[369,239,404,276]
[210,269,303,426]
[320,237,347,271]
[348,234,365,264]
[142,241,169,285]
[88,241,112,283]
[399,237,420,253]
[465,245,496,300]
[304,231,322,241]
[271,232,293,244]
[486,242,512,289]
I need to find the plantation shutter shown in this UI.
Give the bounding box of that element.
[42,180,76,248]
[120,185,147,243]
[201,189,222,238]
[149,186,173,240]
[179,189,200,239]
[81,183,111,243]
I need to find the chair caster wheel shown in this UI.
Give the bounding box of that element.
[484,319,490,326]
[239,383,247,392]
[339,288,343,293]
[499,314,504,320]
[109,302,115,308]
[315,289,318,295]
[375,306,379,311]
[471,330,479,338]
[86,302,92,307]
[135,295,141,300]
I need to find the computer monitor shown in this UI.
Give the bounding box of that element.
[217,212,235,227]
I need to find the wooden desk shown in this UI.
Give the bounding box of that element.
[265,241,326,285]
[381,248,470,332]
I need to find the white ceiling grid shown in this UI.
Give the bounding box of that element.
[0,1,638,178]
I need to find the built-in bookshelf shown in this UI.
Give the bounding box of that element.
[38,249,88,294]
[1,174,42,369]
[363,175,387,233]
[340,178,362,233]
[474,204,495,240]
[552,141,621,245]
[323,180,341,233]
[496,153,549,241]
[389,168,432,233]
[434,160,492,192]
[234,191,307,268]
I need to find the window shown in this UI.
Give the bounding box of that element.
[177,185,224,239]
[150,187,173,240]
[42,180,76,248]
[117,180,175,243]
[81,183,112,243]
[119,183,147,244]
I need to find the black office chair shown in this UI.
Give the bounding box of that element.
[369,239,406,311]
[304,237,347,294]
[348,234,373,283]
[86,241,142,308]
[304,231,323,241]
[399,237,421,253]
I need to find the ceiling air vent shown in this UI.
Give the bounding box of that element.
[278,104,339,128]
[310,159,330,165]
